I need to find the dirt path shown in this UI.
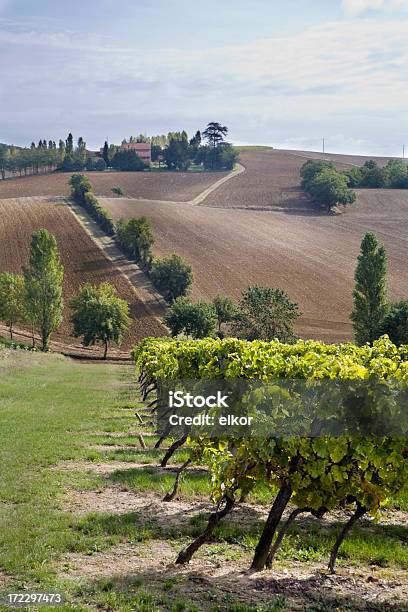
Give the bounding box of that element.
[66,200,167,328]
[190,163,245,205]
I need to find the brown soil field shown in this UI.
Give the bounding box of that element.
[202,148,359,210]
[0,170,227,202]
[0,197,166,351]
[101,182,408,343]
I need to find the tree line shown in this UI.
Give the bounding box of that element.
[0,230,130,357]
[103,122,239,172]
[70,175,194,304]
[300,157,408,211]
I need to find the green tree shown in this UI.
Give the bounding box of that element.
[350,232,388,345]
[385,160,408,188]
[165,297,217,338]
[307,168,356,211]
[23,229,64,351]
[232,285,300,342]
[66,133,74,155]
[300,160,335,189]
[203,122,228,148]
[359,161,388,188]
[0,273,26,339]
[102,141,110,165]
[164,138,190,170]
[381,300,408,346]
[70,282,130,359]
[116,217,154,267]
[150,253,193,301]
[213,294,237,335]
[111,149,146,171]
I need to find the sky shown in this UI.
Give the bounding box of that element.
[1,0,408,155]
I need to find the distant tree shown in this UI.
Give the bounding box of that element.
[94,158,107,171]
[23,229,64,351]
[203,122,228,148]
[0,144,9,179]
[190,130,202,149]
[350,232,388,345]
[66,133,74,155]
[165,297,217,338]
[151,144,163,162]
[111,149,146,171]
[381,300,408,346]
[150,253,193,301]
[85,157,95,171]
[111,186,124,196]
[300,159,335,188]
[359,161,388,188]
[307,168,356,211]
[116,217,154,267]
[102,141,110,166]
[164,138,190,170]
[343,166,363,188]
[213,294,237,335]
[385,160,408,188]
[232,285,300,342]
[70,282,130,359]
[0,272,26,339]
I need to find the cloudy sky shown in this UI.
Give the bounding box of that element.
[1,0,408,154]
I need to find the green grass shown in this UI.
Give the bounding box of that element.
[110,465,212,499]
[0,346,407,611]
[0,350,126,582]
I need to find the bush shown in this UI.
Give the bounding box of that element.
[300,160,335,190]
[150,253,193,301]
[164,297,217,338]
[381,300,408,345]
[300,162,356,211]
[111,149,147,171]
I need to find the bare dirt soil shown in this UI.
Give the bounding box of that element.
[0,170,227,202]
[101,150,408,343]
[0,197,166,350]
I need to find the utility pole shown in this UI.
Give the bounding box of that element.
[403,144,405,160]
[322,138,325,154]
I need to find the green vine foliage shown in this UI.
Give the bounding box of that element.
[133,336,408,566]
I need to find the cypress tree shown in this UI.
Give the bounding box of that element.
[24,229,64,351]
[350,232,388,345]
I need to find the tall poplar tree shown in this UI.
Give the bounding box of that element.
[24,229,64,351]
[351,232,388,345]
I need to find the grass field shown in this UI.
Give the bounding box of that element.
[0,346,407,611]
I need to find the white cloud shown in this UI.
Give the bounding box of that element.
[1,17,408,153]
[342,0,408,14]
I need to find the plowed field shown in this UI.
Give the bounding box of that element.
[101,153,408,343]
[0,197,166,351]
[0,170,227,201]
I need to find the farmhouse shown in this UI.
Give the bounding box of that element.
[120,142,152,164]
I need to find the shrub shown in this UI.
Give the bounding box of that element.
[116,217,154,267]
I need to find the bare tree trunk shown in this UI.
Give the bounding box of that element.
[176,495,235,564]
[163,459,191,502]
[329,503,366,574]
[266,507,308,568]
[103,338,108,360]
[161,433,188,467]
[251,483,292,571]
